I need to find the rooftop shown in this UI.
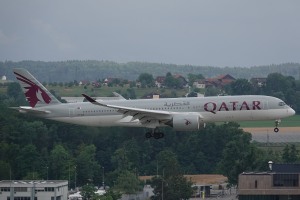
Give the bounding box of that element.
[139,174,227,185]
[0,180,68,187]
[240,163,300,175]
[273,163,300,173]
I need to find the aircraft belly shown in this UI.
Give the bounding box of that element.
[201,111,250,122]
[250,109,293,120]
[217,110,253,122]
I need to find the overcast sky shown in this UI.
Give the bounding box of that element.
[0,0,300,67]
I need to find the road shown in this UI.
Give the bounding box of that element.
[243,127,300,143]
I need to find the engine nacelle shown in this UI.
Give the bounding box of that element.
[166,114,205,131]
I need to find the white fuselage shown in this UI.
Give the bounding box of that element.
[28,95,295,128]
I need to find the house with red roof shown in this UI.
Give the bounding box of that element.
[205,74,235,88]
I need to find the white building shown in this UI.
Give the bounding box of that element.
[68,189,105,200]
[0,180,68,200]
[192,80,206,89]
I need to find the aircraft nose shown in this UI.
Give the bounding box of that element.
[288,107,296,116]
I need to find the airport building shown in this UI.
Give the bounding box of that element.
[0,180,68,200]
[238,162,300,200]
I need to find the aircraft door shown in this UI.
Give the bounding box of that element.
[69,108,75,117]
[263,101,269,110]
[69,107,83,117]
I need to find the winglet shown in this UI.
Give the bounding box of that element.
[82,94,97,103]
[112,92,126,100]
[82,93,110,107]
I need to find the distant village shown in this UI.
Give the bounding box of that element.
[0,72,270,106]
[1,73,267,99]
[76,74,266,90]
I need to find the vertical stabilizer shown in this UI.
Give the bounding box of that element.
[13,68,61,107]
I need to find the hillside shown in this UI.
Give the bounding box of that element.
[1,61,300,82]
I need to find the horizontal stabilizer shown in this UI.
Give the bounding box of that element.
[10,106,51,114]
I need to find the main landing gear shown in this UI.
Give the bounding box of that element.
[274,119,281,133]
[145,129,164,139]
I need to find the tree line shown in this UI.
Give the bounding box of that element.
[1,60,300,82]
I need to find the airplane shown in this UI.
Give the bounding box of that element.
[12,68,296,139]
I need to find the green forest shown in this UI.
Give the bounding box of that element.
[1,67,300,199]
[1,61,300,82]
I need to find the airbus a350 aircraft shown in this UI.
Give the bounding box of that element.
[12,68,295,139]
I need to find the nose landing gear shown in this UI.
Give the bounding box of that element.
[274,119,281,132]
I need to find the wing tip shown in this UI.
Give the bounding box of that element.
[82,94,97,103]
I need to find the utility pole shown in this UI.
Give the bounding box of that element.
[46,166,48,180]
[74,166,77,190]
[102,167,105,189]
[68,163,70,190]
[162,169,164,200]
[156,160,158,177]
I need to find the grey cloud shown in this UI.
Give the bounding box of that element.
[0,0,300,66]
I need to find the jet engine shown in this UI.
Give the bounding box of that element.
[165,114,205,131]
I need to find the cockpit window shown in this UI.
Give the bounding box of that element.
[278,102,286,106]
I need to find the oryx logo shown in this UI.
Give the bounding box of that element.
[184,119,191,126]
[14,72,51,107]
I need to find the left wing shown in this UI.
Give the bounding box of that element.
[82,94,172,128]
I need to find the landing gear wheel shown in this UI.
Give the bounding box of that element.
[159,132,164,138]
[154,132,161,139]
[153,132,164,139]
[145,132,152,139]
[274,127,279,133]
[145,128,164,139]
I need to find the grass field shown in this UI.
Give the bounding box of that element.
[0,83,190,98]
[238,115,300,128]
